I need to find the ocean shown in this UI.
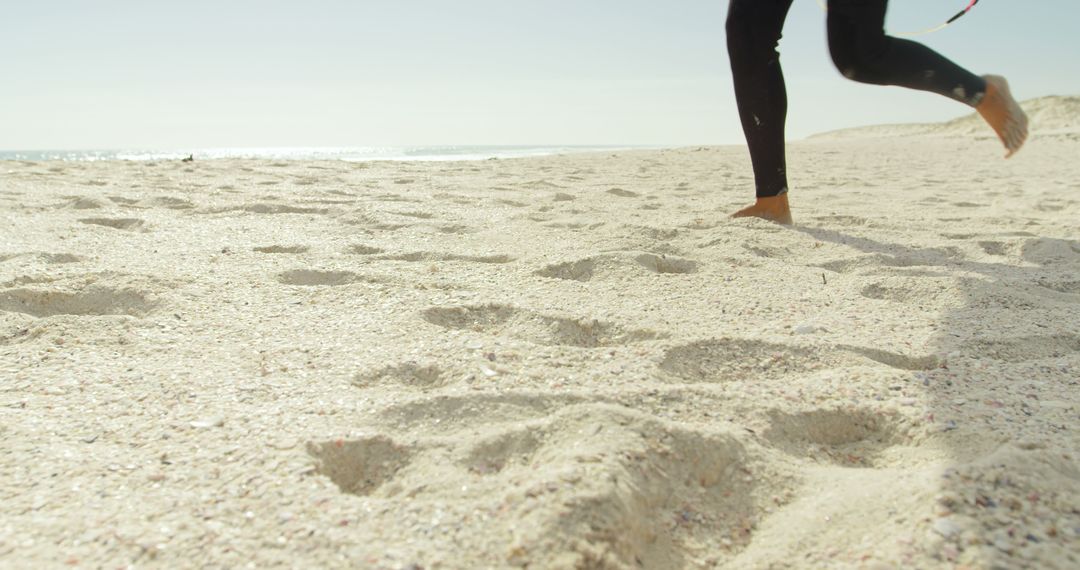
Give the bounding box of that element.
[0,145,645,162]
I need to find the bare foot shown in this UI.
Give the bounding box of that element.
[731,194,793,225]
[977,75,1029,158]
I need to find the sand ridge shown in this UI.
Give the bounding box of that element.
[811,95,1080,142]
[1,132,1079,568]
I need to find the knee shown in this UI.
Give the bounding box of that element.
[828,30,888,84]
[828,43,862,82]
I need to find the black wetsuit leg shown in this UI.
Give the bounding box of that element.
[827,0,987,106]
[726,0,990,199]
[726,0,794,198]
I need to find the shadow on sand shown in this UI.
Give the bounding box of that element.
[794,224,1080,567]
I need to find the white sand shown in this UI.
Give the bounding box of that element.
[2,106,1079,568]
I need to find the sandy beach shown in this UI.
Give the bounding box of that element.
[2,100,1079,569]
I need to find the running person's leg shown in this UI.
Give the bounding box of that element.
[827,0,1028,156]
[726,0,795,224]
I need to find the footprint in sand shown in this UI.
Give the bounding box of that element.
[518,179,565,191]
[838,345,944,371]
[389,210,435,220]
[1035,279,1080,297]
[762,407,913,468]
[815,253,945,274]
[0,283,156,318]
[743,244,793,260]
[963,334,1080,363]
[458,424,544,475]
[941,233,977,241]
[1019,238,1080,266]
[0,275,57,290]
[347,244,385,255]
[78,217,147,232]
[40,253,84,264]
[542,219,603,230]
[254,245,310,254]
[305,435,415,497]
[633,253,698,274]
[434,224,476,235]
[373,391,595,434]
[659,339,834,384]
[0,253,84,265]
[619,224,680,242]
[105,196,141,206]
[606,188,639,198]
[371,193,422,203]
[422,304,664,347]
[858,277,957,305]
[148,196,195,210]
[659,338,942,384]
[811,214,869,227]
[683,218,722,231]
[64,197,110,210]
[338,211,411,231]
[238,203,329,215]
[378,252,515,264]
[860,283,909,301]
[1034,200,1070,213]
[458,406,762,566]
[978,241,1009,256]
[276,270,386,287]
[433,192,478,205]
[535,252,698,282]
[308,198,358,206]
[353,361,447,391]
[306,393,597,495]
[306,402,771,568]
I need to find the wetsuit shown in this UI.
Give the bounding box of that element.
[726,0,988,198]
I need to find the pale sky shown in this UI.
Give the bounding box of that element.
[2,0,1077,150]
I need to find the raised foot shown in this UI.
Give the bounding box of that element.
[731,194,793,225]
[977,75,1029,158]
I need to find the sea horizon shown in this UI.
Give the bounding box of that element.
[0,145,669,163]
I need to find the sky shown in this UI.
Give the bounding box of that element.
[2,0,1078,150]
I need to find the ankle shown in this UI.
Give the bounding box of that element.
[756,194,789,207]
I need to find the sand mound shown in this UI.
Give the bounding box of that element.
[811,95,1080,140]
